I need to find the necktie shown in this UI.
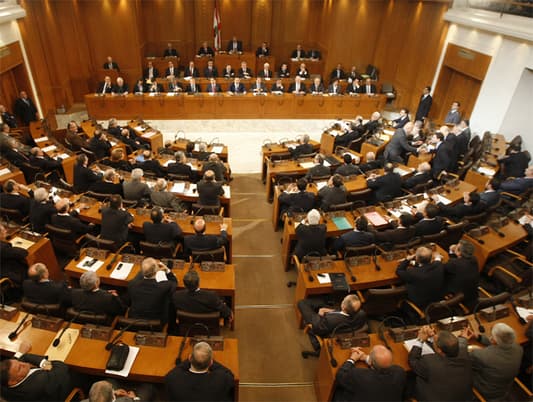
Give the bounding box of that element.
[367,85,370,93]
[102,84,106,94]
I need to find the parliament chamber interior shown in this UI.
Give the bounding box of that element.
[1,0,533,401]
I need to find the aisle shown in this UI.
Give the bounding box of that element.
[229,174,318,402]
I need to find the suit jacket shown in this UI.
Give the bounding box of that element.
[333,361,406,402]
[294,223,327,260]
[374,226,416,245]
[185,83,201,94]
[318,185,347,210]
[310,309,367,338]
[456,128,471,156]
[0,192,31,216]
[173,289,231,318]
[328,84,343,95]
[404,171,432,189]
[30,200,56,233]
[0,240,28,284]
[66,131,90,151]
[335,164,361,177]
[134,159,166,177]
[184,231,228,256]
[100,207,133,244]
[308,83,324,94]
[73,164,100,193]
[413,217,447,237]
[206,82,222,93]
[198,46,214,56]
[250,82,266,93]
[346,83,363,94]
[101,158,133,172]
[228,82,246,93]
[164,48,179,57]
[384,128,417,163]
[97,81,113,94]
[500,177,533,194]
[409,340,472,401]
[392,115,409,128]
[29,155,62,172]
[50,213,92,236]
[103,61,119,70]
[296,69,310,79]
[128,273,177,322]
[333,230,374,252]
[334,129,364,148]
[330,69,346,80]
[167,162,195,181]
[2,147,29,167]
[204,67,219,78]
[71,288,126,316]
[164,67,178,77]
[14,97,38,125]
[396,259,444,308]
[226,40,243,53]
[289,82,307,93]
[202,161,227,181]
[290,143,314,158]
[256,46,270,57]
[444,109,461,125]
[112,84,129,94]
[223,68,235,79]
[305,164,330,179]
[438,200,485,220]
[443,256,479,309]
[238,68,253,79]
[88,137,111,159]
[143,221,182,244]
[143,67,159,80]
[415,94,432,121]
[471,342,523,401]
[1,110,17,128]
[271,83,285,92]
[257,69,273,79]
[308,49,321,59]
[183,67,199,78]
[88,179,123,196]
[278,190,316,215]
[23,279,70,305]
[291,49,307,59]
[1,354,72,401]
[278,68,290,78]
[480,190,500,207]
[151,190,183,211]
[367,172,403,202]
[197,180,224,206]
[500,152,530,179]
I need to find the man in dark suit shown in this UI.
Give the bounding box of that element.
[66,120,90,151]
[237,61,253,79]
[373,213,416,246]
[228,77,246,94]
[133,150,166,177]
[278,63,290,78]
[335,154,361,176]
[334,119,365,149]
[167,151,195,181]
[143,61,159,81]
[103,56,119,70]
[222,64,235,79]
[271,78,285,93]
[289,76,306,94]
[333,345,406,402]
[256,42,270,57]
[197,41,214,57]
[205,77,222,94]
[289,135,314,158]
[333,215,374,253]
[29,147,63,173]
[165,342,235,402]
[0,179,31,217]
[185,78,201,94]
[183,61,199,78]
[0,223,29,286]
[278,178,316,217]
[366,163,403,202]
[73,154,101,193]
[403,161,432,190]
[454,119,471,157]
[128,257,177,323]
[294,209,327,260]
[498,145,531,179]
[291,44,306,59]
[29,187,56,233]
[443,240,479,309]
[429,129,456,178]
[184,218,228,257]
[112,77,129,95]
[165,61,178,78]
[396,246,444,309]
[133,78,147,94]
[173,270,233,320]
[308,49,321,59]
[151,178,184,212]
[163,42,179,57]
[317,174,347,211]
[88,129,112,159]
[226,36,243,53]
[330,63,346,81]
[197,170,225,206]
[147,81,164,93]
[23,263,70,305]
[0,104,17,128]
[363,78,376,95]
[480,178,500,207]
[383,122,417,164]
[202,153,227,182]
[295,63,310,79]
[204,60,218,78]
[346,78,363,95]
[413,203,447,237]
[297,294,367,337]
[499,166,533,194]
[100,194,133,245]
[444,101,462,125]
[363,111,382,135]
[250,77,267,94]
[97,76,113,94]
[72,271,126,317]
[328,79,343,95]
[0,342,73,401]
[14,91,38,125]
[305,154,330,180]
[433,191,485,221]
[415,86,432,122]
[51,198,94,237]
[143,207,182,247]
[308,77,324,94]
[392,108,410,128]
[88,168,123,196]
[409,326,472,401]
[257,62,273,79]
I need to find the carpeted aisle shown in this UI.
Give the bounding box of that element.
[229,174,318,402]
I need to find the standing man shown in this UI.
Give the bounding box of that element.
[415,86,433,122]
[444,101,462,125]
[383,122,417,164]
[14,91,38,126]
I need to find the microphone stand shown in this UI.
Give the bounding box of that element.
[8,313,30,340]
[175,323,210,364]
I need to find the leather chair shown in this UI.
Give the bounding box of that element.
[45,224,83,258]
[191,203,222,216]
[403,293,465,324]
[167,173,191,182]
[21,300,63,317]
[440,222,466,250]
[356,286,407,317]
[85,191,113,202]
[472,292,511,312]
[343,244,376,258]
[0,207,28,224]
[66,307,110,325]
[327,201,354,212]
[176,310,221,336]
[139,241,180,259]
[116,315,165,332]
[464,211,488,225]
[83,233,120,252]
[80,147,97,164]
[421,230,447,246]
[347,188,373,203]
[191,247,226,263]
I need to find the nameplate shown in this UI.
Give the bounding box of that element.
[85,247,109,260]
[389,326,420,342]
[436,316,469,332]
[162,258,185,270]
[479,304,509,322]
[0,306,18,321]
[200,261,225,272]
[134,331,167,347]
[120,254,145,265]
[80,324,113,341]
[32,315,64,332]
[380,250,407,262]
[335,332,370,349]
[190,336,224,350]
[345,255,372,267]
[204,215,223,223]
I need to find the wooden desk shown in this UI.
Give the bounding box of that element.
[432,180,478,206]
[0,165,26,185]
[214,52,256,75]
[127,120,164,151]
[463,221,528,268]
[359,132,392,160]
[85,93,386,120]
[143,56,180,78]
[464,169,491,192]
[261,140,320,183]
[171,139,229,162]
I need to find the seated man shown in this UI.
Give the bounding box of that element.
[0,179,31,217]
[66,120,90,151]
[29,147,62,173]
[206,77,221,93]
[29,187,56,233]
[278,63,290,78]
[289,76,306,94]
[333,216,374,253]
[151,178,184,212]
[412,202,447,237]
[89,129,112,160]
[294,209,327,260]
[328,79,342,95]
[480,178,501,207]
[73,154,101,193]
[359,151,382,172]
[100,148,133,172]
[334,117,365,148]
[204,60,218,79]
[100,194,133,245]
[173,270,233,321]
[278,178,316,217]
[0,341,73,401]
[184,218,228,257]
[133,150,166,177]
[373,213,416,246]
[88,168,123,195]
[197,170,225,207]
[499,166,533,194]
[305,153,330,180]
[333,345,406,402]
[308,77,324,94]
[0,223,28,287]
[250,77,266,93]
[22,263,70,305]
[228,77,246,94]
[51,198,93,237]
[202,153,227,182]
[403,161,432,189]
[433,191,485,221]
[335,154,361,177]
[185,77,201,94]
[366,163,403,202]
[88,380,151,402]
[143,207,182,247]
[391,108,410,129]
[317,174,347,211]
[289,134,314,159]
[123,168,151,201]
[167,151,195,182]
[71,271,126,317]
[443,240,479,310]
[165,342,235,402]
[498,145,530,179]
[237,61,252,79]
[197,41,214,57]
[196,142,211,161]
[128,257,177,323]
[297,294,367,338]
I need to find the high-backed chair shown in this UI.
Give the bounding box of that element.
[21,300,63,317]
[45,224,83,258]
[403,293,465,324]
[356,286,407,317]
[115,315,165,332]
[191,247,226,263]
[65,307,111,325]
[139,241,180,259]
[83,233,121,252]
[0,207,28,224]
[176,310,221,336]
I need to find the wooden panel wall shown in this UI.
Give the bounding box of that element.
[17,0,450,123]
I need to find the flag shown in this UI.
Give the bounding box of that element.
[213,0,221,51]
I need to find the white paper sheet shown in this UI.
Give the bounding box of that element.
[34,136,49,143]
[404,339,435,355]
[170,182,186,193]
[211,146,223,154]
[435,194,452,205]
[0,168,11,176]
[317,273,331,284]
[109,262,134,280]
[105,346,140,377]
[42,145,57,153]
[299,162,314,169]
[76,256,104,272]
[516,306,533,321]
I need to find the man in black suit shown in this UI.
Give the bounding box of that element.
[409,326,472,401]
[308,49,321,59]
[330,63,346,81]
[173,270,233,320]
[308,77,324,94]
[317,174,347,211]
[278,63,290,78]
[97,76,113,94]
[335,153,361,176]
[204,60,218,78]
[443,240,479,310]
[0,104,17,128]
[333,216,374,253]
[333,345,406,402]
[271,78,285,93]
[128,257,177,323]
[413,203,447,237]
[202,153,227,181]
[0,223,28,286]
[163,42,179,57]
[197,169,225,207]
[0,341,73,401]
[403,161,432,190]
[454,119,471,157]
[278,178,316,217]
[305,154,330,180]
[294,209,327,260]
[133,150,166,177]
[23,263,70,305]
[363,78,376,95]
[415,86,432,122]
[165,61,178,78]
[72,271,126,317]
[237,61,253,79]
[51,198,93,237]
[226,36,243,53]
[184,61,199,78]
[363,111,382,135]
[184,218,228,257]
[289,76,306,94]
[100,194,133,245]
[498,145,530,179]
[346,78,363,95]
[328,79,343,95]
[256,42,270,57]
[143,207,182,247]
[143,61,159,81]
[257,62,273,79]
[197,41,214,57]
[250,77,267,94]
[73,154,101,193]
[373,213,416,246]
[185,77,201,94]
[103,56,119,70]
[444,101,462,125]
[88,168,123,196]
[167,151,195,181]
[112,77,129,95]
[222,64,235,79]
[383,122,417,164]
[0,179,31,217]
[165,342,235,402]
[366,163,402,202]
[88,129,112,160]
[289,134,314,158]
[295,63,310,79]
[228,77,246,94]
[396,246,445,309]
[205,77,222,94]
[14,91,38,125]
[297,294,367,337]
[392,108,410,129]
[430,127,458,178]
[480,178,500,207]
[29,147,63,173]
[433,191,485,221]
[151,178,184,212]
[500,166,533,194]
[291,44,306,59]
[29,187,56,233]
[334,119,365,149]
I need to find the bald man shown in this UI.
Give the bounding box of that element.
[183,219,228,258]
[22,263,70,305]
[51,198,93,236]
[197,169,225,206]
[333,345,406,401]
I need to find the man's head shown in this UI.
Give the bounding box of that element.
[314,153,324,165]
[193,218,207,234]
[88,380,114,402]
[190,341,213,371]
[103,169,115,182]
[369,345,393,370]
[80,271,99,291]
[77,153,88,167]
[525,166,533,178]
[154,178,167,192]
[141,257,158,279]
[491,323,516,346]
[55,198,70,214]
[415,246,433,265]
[183,269,200,291]
[150,207,164,224]
[435,330,459,357]
[307,209,321,225]
[4,179,18,194]
[456,239,474,258]
[355,215,368,232]
[424,203,439,219]
[131,168,144,182]
[28,262,48,281]
[343,154,352,165]
[30,147,43,157]
[175,150,186,163]
[332,174,343,188]
[486,178,500,191]
[204,170,215,182]
[384,163,394,174]
[33,187,49,203]
[418,162,431,174]
[370,111,381,121]
[1,359,32,387]
[116,77,124,86]
[423,86,431,95]
[109,194,122,210]
[404,122,414,135]
[314,77,321,86]
[451,101,460,111]
[366,151,376,162]
[67,120,78,133]
[340,294,361,315]
[297,178,308,192]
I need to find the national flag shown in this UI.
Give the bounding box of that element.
[213,0,221,51]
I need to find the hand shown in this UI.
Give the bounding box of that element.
[318,307,334,316]
[220,223,228,231]
[18,340,31,354]
[449,244,458,255]
[41,360,53,371]
[526,314,533,323]
[107,289,118,297]
[460,326,475,340]
[349,347,365,361]
[417,325,434,342]
[114,389,136,398]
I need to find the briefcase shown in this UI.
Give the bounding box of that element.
[106,343,129,371]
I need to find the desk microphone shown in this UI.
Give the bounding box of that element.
[472,302,486,333]
[105,319,144,351]
[106,242,131,271]
[373,248,381,272]
[328,323,354,368]
[510,296,527,325]
[176,323,209,364]
[8,313,30,340]
[377,316,407,350]
[53,310,82,347]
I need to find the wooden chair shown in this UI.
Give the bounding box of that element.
[440,222,466,250]
[176,310,221,336]
[139,241,181,259]
[403,293,465,324]
[21,300,63,317]
[44,224,84,258]
[356,286,407,317]
[327,201,354,212]
[191,247,226,263]
[83,233,121,252]
[66,307,111,325]
[0,207,28,224]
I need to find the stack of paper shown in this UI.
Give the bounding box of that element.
[299,162,314,169]
[76,257,104,272]
[211,146,223,154]
[110,262,134,280]
[170,182,186,193]
[35,136,48,143]
[365,212,388,227]
[404,339,434,355]
[0,167,11,176]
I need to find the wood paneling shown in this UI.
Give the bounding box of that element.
[0,42,24,74]
[442,43,492,81]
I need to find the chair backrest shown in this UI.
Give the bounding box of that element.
[83,233,119,252]
[0,207,26,224]
[56,178,75,192]
[122,199,138,208]
[464,211,488,225]
[139,241,176,259]
[116,316,164,332]
[475,292,511,310]
[425,293,465,323]
[176,310,221,336]
[191,247,226,263]
[344,243,376,258]
[45,224,80,257]
[191,203,221,216]
[421,230,447,245]
[381,82,393,93]
[168,173,191,181]
[347,188,373,203]
[297,152,317,160]
[410,180,434,194]
[81,147,96,164]
[392,236,421,250]
[21,300,62,317]
[327,202,353,212]
[440,222,466,250]
[20,162,41,184]
[66,307,109,325]
[85,191,113,202]
[362,286,407,316]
